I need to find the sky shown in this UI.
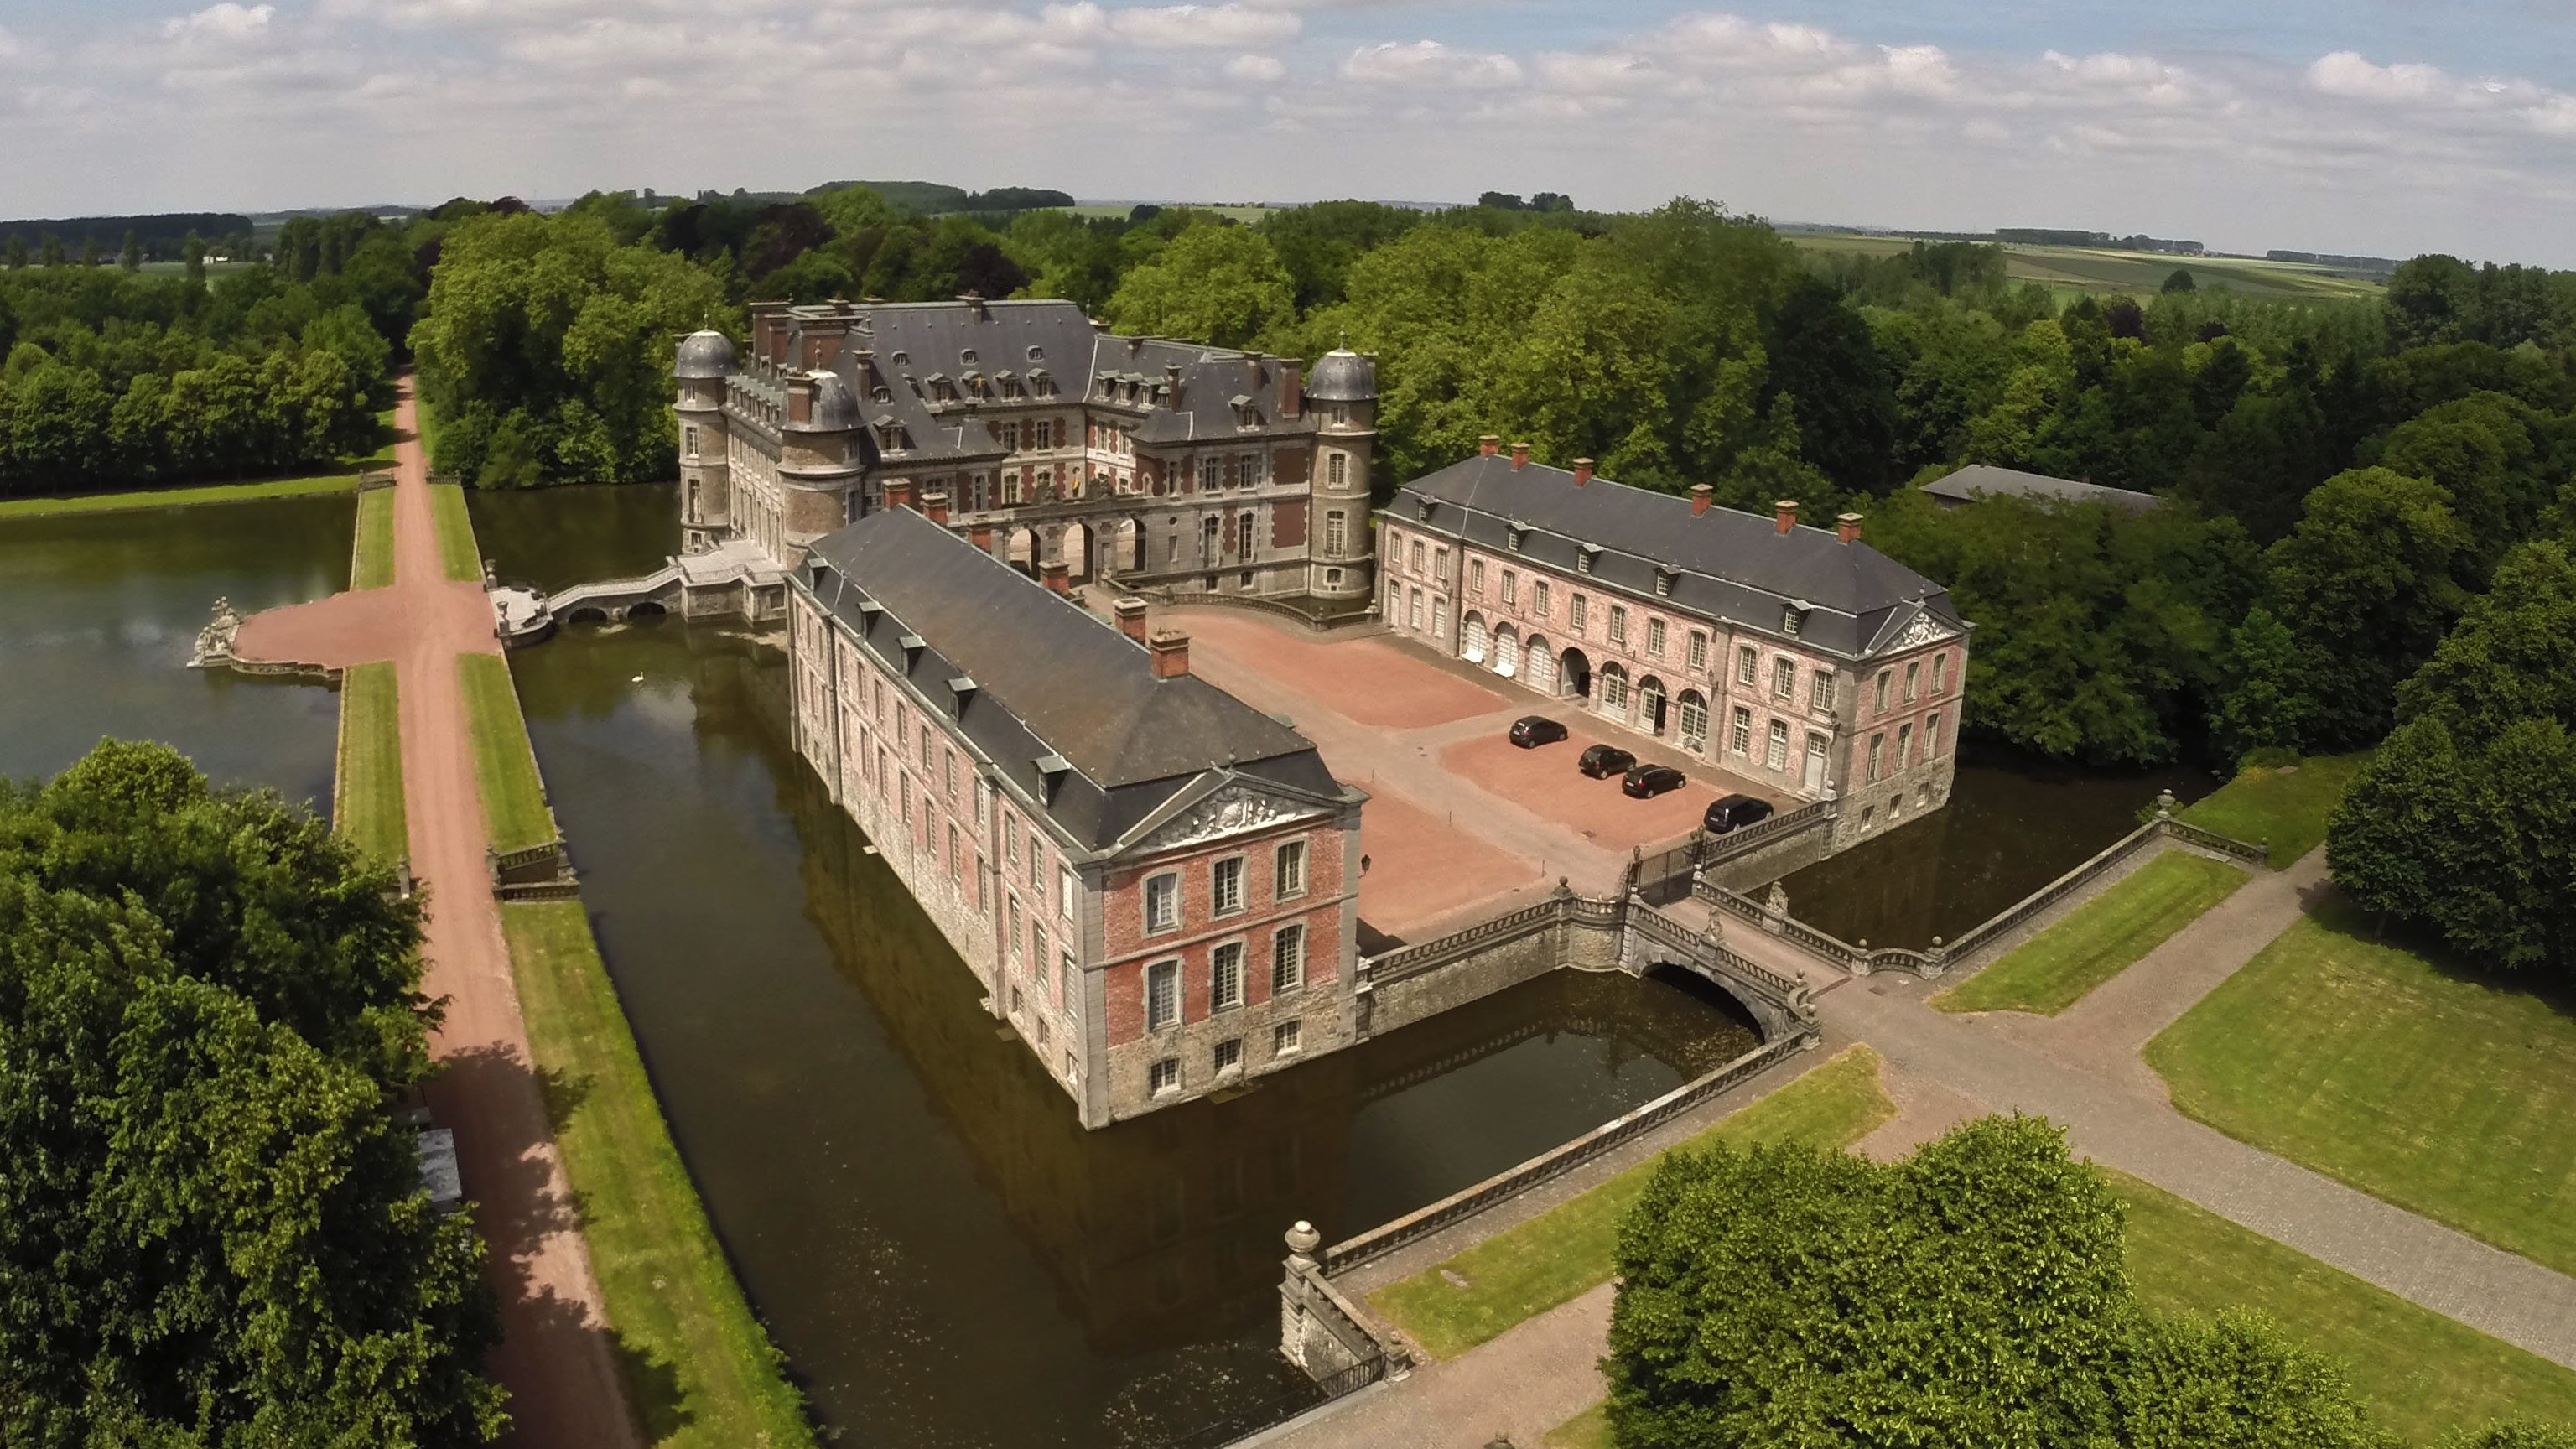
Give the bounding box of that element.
[7,0,2576,264]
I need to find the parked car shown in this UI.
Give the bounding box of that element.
[1623,764,1687,798]
[1704,793,1775,834]
[1509,715,1569,749]
[1578,744,1636,778]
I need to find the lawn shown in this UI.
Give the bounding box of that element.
[334,662,407,865]
[2178,752,2371,866]
[1542,1401,1608,1449]
[459,653,558,853]
[0,473,365,520]
[2147,904,2576,1281]
[503,901,816,1449]
[1785,232,2384,302]
[353,488,397,589]
[2111,1168,2576,1442]
[1368,1046,1896,1359]
[1933,852,2249,1015]
[430,484,481,583]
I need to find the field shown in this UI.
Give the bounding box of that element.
[1367,1047,1896,1359]
[2148,904,2576,1280]
[2179,752,2371,866]
[1933,851,2249,1015]
[1046,203,1280,224]
[430,484,481,583]
[459,653,558,852]
[333,662,407,865]
[1787,231,2385,303]
[503,901,817,1448]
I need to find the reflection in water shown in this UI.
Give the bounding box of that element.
[0,498,352,802]
[465,483,679,592]
[1779,740,2217,948]
[509,615,1760,1448]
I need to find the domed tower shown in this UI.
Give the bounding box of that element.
[776,368,867,565]
[1304,349,1378,602]
[675,329,737,555]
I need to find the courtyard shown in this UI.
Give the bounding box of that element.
[1164,606,1790,943]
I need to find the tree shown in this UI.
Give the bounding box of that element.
[3,236,24,269]
[118,230,142,272]
[2162,267,2197,293]
[1102,221,1296,350]
[0,740,505,1445]
[2266,467,2473,749]
[2209,605,2313,766]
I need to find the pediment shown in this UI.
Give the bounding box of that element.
[1891,610,1955,652]
[1135,782,1328,854]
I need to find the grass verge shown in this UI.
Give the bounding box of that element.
[504,901,816,1447]
[2179,752,2370,866]
[430,484,481,583]
[354,488,397,589]
[2147,903,2576,1280]
[1541,1401,1608,1449]
[334,662,406,865]
[1932,852,2249,1015]
[0,473,364,520]
[2111,1168,2576,1442]
[460,653,557,853]
[1368,1046,1896,1360]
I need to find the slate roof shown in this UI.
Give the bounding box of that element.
[801,505,1346,854]
[1919,463,2160,512]
[1388,455,1967,659]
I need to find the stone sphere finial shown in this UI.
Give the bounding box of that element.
[2155,788,2178,818]
[1286,1220,1322,1256]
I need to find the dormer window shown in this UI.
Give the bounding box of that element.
[1784,600,1809,638]
[1026,345,1045,362]
[1505,522,1528,553]
[960,348,979,366]
[870,386,892,404]
[891,351,911,366]
[1654,569,1675,598]
[1231,393,1260,428]
[1415,499,1436,523]
[1032,370,1057,397]
[1576,546,1597,576]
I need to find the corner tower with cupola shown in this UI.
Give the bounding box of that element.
[1303,349,1378,605]
[675,328,736,553]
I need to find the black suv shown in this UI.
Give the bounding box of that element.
[1578,744,1637,779]
[1704,794,1775,834]
[1509,715,1569,749]
[1623,764,1687,798]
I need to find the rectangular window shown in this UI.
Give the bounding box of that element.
[1933,654,1949,694]
[948,825,961,884]
[1433,599,1448,639]
[1468,558,1486,596]
[1905,661,1921,704]
[1687,631,1708,673]
[1213,857,1245,916]
[1607,605,1628,646]
[1433,545,1448,578]
[944,750,958,803]
[1145,872,1180,933]
[1031,923,1047,977]
[1150,1057,1181,1094]
[1009,898,1024,958]
[1409,540,1425,573]
[1875,671,1892,713]
[1867,733,1886,782]
[1814,670,1836,711]
[1647,617,1666,658]
[1532,580,1550,617]
[1146,960,1179,1031]
[1408,589,1424,631]
[1035,419,1053,449]
[1570,595,1588,632]
[1730,706,1753,756]
[1274,1020,1302,1056]
[1214,1038,1243,1074]
[1327,454,1346,487]
[1737,646,1758,686]
[1273,925,1306,993]
[1928,712,1945,758]
[1212,943,1244,1011]
[683,425,699,460]
[1500,569,1519,608]
[1898,721,1915,766]
[1275,840,1307,901]
[1767,719,1789,771]
[1325,511,1347,557]
[1773,657,1795,700]
[1000,421,1020,451]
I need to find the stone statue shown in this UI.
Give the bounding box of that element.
[1765,881,1790,918]
[190,597,243,668]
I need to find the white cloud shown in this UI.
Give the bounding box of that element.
[1342,39,1519,87]
[1071,4,1301,50]
[163,3,274,40]
[1225,53,1286,83]
[2308,50,2447,102]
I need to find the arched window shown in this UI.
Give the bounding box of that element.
[1494,626,1521,678]
[1524,636,1555,694]
[1639,676,1668,736]
[1678,690,1710,752]
[1462,612,1489,663]
[1599,662,1630,714]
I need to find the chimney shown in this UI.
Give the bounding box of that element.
[1691,484,1713,517]
[958,290,988,319]
[1774,500,1799,535]
[1573,459,1595,487]
[886,478,917,512]
[1041,558,1070,595]
[1165,364,1182,409]
[1837,512,1863,544]
[969,521,995,553]
[1280,358,1302,420]
[1509,442,1530,470]
[1148,630,1192,679]
[1479,434,1500,457]
[924,491,950,526]
[1114,597,1150,644]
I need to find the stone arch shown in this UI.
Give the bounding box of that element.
[1559,646,1592,699]
[1493,625,1522,679]
[1677,688,1711,754]
[1638,674,1669,737]
[565,606,608,626]
[1061,522,1094,582]
[1598,661,1630,717]
[1113,517,1143,574]
[1005,526,1038,577]
[1462,611,1489,664]
[1640,961,1779,1041]
[1523,635,1554,693]
[627,600,668,620]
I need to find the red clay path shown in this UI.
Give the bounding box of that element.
[234,382,641,1449]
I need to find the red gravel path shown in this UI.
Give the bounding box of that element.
[233,382,640,1449]
[1178,610,1505,729]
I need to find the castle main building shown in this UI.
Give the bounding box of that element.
[673,298,1379,606]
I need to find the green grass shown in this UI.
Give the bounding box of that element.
[353,488,397,589]
[2178,751,2371,865]
[333,662,407,865]
[416,392,441,471]
[503,901,817,1448]
[1542,1401,1609,1449]
[1786,232,2386,301]
[2111,1168,2576,1443]
[459,653,557,853]
[2148,904,2576,1281]
[429,484,481,583]
[0,473,365,520]
[1933,852,2250,1015]
[1368,1046,1897,1359]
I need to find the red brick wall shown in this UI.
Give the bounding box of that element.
[1098,815,1348,1046]
[1270,499,1308,548]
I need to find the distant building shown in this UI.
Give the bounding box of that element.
[1919,463,2161,513]
[787,503,1368,1125]
[1379,441,1973,843]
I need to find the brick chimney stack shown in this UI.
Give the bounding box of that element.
[924,491,950,526]
[1692,485,1713,517]
[887,478,917,512]
[1479,434,1500,457]
[1509,443,1530,470]
[1149,630,1192,679]
[1774,500,1799,535]
[969,521,995,553]
[1572,459,1595,487]
[1041,559,1070,595]
[1114,597,1150,645]
[1837,512,1864,544]
[1280,358,1302,419]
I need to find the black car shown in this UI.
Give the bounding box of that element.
[1623,764,1687,798]
[1509,715,1570,749]
[1577,744,1636,779]
[1704,793,1775,834]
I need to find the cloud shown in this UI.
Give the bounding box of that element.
[1342,39,1519,86]
[1072,3,1301,50]
[1225,52,1286,83]
[162,3,274,40]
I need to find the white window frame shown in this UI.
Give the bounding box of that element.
[1144,871,1181,934]
[1213,856,1246,917]
[1275,840,1307,901]
[1146,959,1180,1031]
[1274,1020,1303,1056]
[1212,942,1245,1011]
[1273,924,1306,994]
[1150,1057,1181,1094]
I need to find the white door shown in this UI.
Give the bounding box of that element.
[1805,733,1829,794]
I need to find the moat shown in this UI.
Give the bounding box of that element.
[0,483,2213,1448]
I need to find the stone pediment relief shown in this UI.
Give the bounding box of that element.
[1138,784,1326,854]
[1890,610,1955,652]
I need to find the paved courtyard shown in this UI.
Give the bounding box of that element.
[1170,605,1787,943]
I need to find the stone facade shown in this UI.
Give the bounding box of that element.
[674,301,1379,607]
[1379,444,1972,847]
